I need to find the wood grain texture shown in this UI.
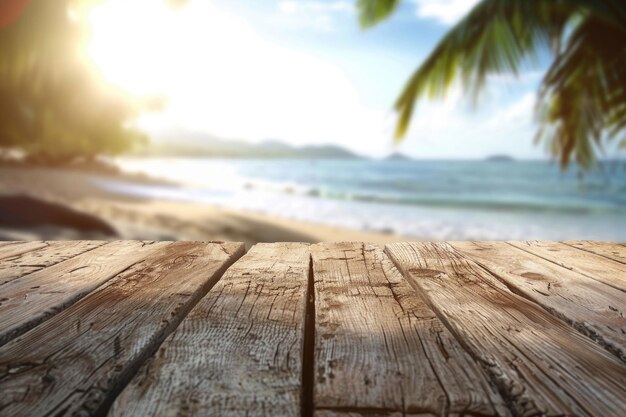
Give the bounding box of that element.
[0,241,49,261]
[0,241,244,417]
[451,241,626,362]
[110,242,310,417]
[563,240,626,264]
[316,412,404,417]
[311,242,509,417]
[386,242,626,417]
[0,240,106,286]
[508,241,626,292]
[0,240,166,346]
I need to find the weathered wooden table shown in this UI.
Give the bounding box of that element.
[0,240,624,417]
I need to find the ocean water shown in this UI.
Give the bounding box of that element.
[100,158,626,241]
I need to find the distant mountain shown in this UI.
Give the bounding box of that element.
[136,130,363,159]
[299,144,361,159]
[486,154,515,162]
[384,152,413,161]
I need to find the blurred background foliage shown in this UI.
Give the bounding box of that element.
[0,0,146,165]
[358,0,626,169]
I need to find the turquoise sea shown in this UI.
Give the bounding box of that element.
[99,158,626,241]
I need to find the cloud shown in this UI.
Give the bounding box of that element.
[277,1,353,32]
[412,0,480,25]
[278,1,353,14]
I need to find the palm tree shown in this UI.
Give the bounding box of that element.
[0,0,147,164]
[357,0,626,169]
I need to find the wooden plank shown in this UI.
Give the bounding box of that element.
[455,241,626,358]
[509,241,626,292]
[0,241,48,260]
[563,240,626,264]
[311,242,509,417]
[316,412,403,417]
[0,240,244,417]
[386,242,626,417]
[110,242,310,417]
[0,240,106,286]
[0,240,168,346]
[451,241,626,362]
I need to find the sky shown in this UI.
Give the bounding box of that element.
[85,0,552,159]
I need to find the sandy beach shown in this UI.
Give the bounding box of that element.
[0,165,409,246]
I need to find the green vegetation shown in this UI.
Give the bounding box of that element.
[358,0,626,169]
[0,1,145,165]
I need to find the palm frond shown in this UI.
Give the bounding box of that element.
[536,15,626,168]
[357,0,400,28]
[363,0,626,169]
[393,0,576,138]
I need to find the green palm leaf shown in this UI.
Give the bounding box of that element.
[357,0,400,28]
[359,0,626,169]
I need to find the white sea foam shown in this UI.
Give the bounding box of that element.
[99,157,626,241]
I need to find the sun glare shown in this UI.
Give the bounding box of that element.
[83,0,386,152]
[86,0,205,97]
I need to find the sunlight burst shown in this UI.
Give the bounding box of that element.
[83,0,386,150]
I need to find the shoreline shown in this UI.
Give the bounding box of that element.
[0,165,412,245]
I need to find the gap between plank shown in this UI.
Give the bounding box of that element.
[560,241,626,266]
[0,241,50,261]
[505,242,625,293]
[469,257,626,364]
[382,245,519,417]
[301,255,315,417]
[0,240,109,288]
[0,242,156,348]
[93,242,246,417]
